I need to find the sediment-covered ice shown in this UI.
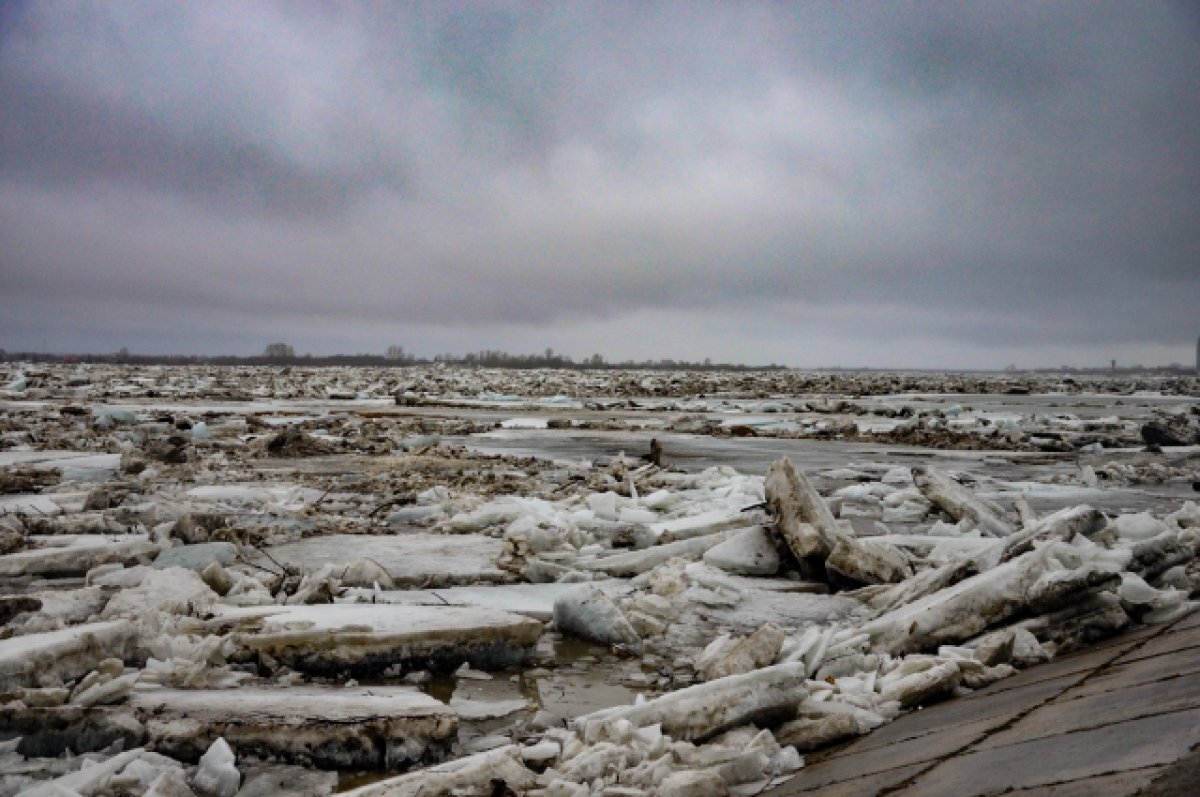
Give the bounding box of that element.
[209,603,543,675]
[0,620,134,690]
[131,687,457,769]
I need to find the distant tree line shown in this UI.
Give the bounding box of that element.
[0,344,785,371]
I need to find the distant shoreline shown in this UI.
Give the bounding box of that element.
[1,352,1196,377]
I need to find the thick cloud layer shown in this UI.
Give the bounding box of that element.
[2,1,1197,368]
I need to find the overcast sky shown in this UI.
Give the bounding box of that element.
[2,1,1197,368]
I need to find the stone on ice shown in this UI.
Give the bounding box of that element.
[210,603,542,675]
[0,620,134,690]
[255,534,508,587]
[576,662,807,742]
[702,526,781,575]
[130,687,456,770]
[0,534,158,579]
[915,466,1012,538]
[553,584,640,647]
[765,457,843,563]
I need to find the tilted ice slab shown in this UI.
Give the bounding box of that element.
[0,620,134,690]
[576,662,808,742]
[648,508,755,541]
[0,534,158,579]
[255,533,508,587]
[860,539,1130,655]
[209,603,543,675]
[130,686,457,770]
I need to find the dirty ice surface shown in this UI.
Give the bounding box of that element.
[0,363,1197,795]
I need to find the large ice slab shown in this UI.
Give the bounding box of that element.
[576,662,808,742]
[0,620,134,690]
[130,686,457,770]
[209,603,543,675]
[341,582,619,621]
[0,534,158,579]
[255,533,508,587]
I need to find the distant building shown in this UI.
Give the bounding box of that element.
[1196,336,1200,375]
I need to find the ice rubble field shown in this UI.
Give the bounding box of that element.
[0,364,1197,796]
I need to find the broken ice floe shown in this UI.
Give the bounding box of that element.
[129,686,457,769]
[253,533,509,588]
[0,534,158,580]
[0,620,135,691]
[208,603,543,676]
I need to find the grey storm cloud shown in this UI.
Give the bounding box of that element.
[1,0,1197,367]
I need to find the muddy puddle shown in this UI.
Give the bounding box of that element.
[337,637,642,792]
